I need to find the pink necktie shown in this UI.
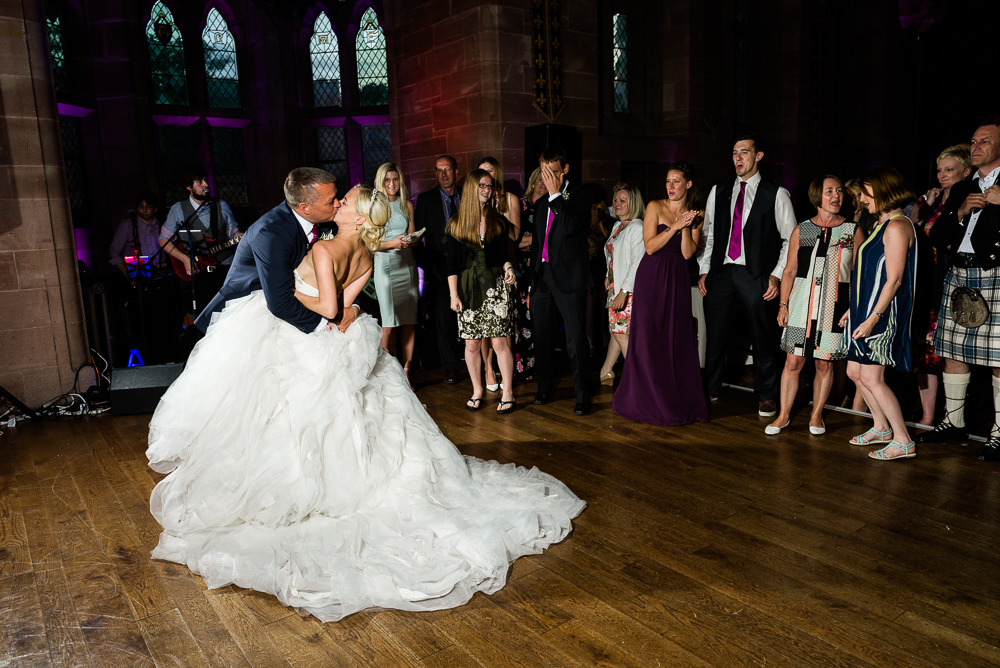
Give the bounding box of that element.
[728,181,747,261]
[542,208,555,262]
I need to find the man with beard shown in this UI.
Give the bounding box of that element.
[698,134,796,417]
[159,164,241,317]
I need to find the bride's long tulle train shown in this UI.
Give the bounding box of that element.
[146,292,585,622]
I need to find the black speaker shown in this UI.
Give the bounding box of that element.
[109,363,185,416]
[524,124,583,185]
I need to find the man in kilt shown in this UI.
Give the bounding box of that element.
[924,117,1000,461]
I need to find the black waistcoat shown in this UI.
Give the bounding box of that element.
[711,177,781,280]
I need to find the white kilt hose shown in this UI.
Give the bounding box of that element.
[934,265,1000,366]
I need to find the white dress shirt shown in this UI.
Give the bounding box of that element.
[958,165,1000,254]
[291,208,329,332]
[697,171,797,278]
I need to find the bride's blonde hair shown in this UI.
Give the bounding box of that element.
[353,186,390,253]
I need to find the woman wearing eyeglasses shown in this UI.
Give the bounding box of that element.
[447,169,519,414]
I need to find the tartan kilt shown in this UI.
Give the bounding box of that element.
[934,265,1000,366]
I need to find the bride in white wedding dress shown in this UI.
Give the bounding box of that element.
[146,185,585,622]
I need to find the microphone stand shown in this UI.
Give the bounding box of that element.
[149,199,212,316]
[128,209,148,356]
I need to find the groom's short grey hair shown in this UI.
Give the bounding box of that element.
[284,168,336,209]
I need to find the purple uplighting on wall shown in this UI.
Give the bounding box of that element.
[57,103,94,118]
[74,228,95,269]
[151,114,200,126]
[206,117,252,128]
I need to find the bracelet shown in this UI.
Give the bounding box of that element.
[778,303,787,310]
[350,304,360,315]
[873,310,884,320]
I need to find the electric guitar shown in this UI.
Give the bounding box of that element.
[171,235,242,281]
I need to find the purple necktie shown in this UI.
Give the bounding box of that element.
[310,224,319,244]
[542,208,555,262]
[728,181,747,261]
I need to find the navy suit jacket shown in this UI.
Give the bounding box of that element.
[194,201,322,334]
[529,183,597,293]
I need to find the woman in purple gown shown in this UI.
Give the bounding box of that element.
[613,162,709,426]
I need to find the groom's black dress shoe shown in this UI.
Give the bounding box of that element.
[533,392,553,405]
[919,423,965,444]
[574,402,592,416]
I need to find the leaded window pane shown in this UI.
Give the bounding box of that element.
[157,125,195,205]
[47,17,71,96]
[355,8,388,106]
[147,2,188,106]
[203,9,240,108]
[612,14,629,114]
[310,12,342,108]
[212,127,248,205]
[317,127,348,186]
[361,124,391,185]
[59,116,87,210]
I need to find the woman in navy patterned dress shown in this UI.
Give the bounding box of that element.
[840,167,918,460]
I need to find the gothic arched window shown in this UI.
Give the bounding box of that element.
[355,7,387,106]
[202,8,240,108]
[46,16,71,95]
[310,12,342,107]
[146,2,188,106]
[612,14,629,113]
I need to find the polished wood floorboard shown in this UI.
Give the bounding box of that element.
[2,370,1000,667]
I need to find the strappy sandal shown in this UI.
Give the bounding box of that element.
[497,399,516,415]
[850,427,892,446]
[466,397,483,411]
[869,440,916,460]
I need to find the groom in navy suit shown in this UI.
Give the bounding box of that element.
[194,168,343,334]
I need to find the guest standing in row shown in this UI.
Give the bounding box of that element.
[530,147,597,415]
[598,184,645,386]
[908,145,970,425]
[842,167,917,460]
[514,168,546,380]
[373,162,419,387]
[447,169,518,414]
[477,157,522,392]
[922,117,1000,462]
[416,155,463,384]
[766,175,859,435]
[698,135,797,417]
[614,162,708,426]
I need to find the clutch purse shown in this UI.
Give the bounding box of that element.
[950,285,990,328]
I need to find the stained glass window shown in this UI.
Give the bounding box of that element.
[147,2,188,106]
[212,127,248,205]
[362,124,391,185]
[59,116,87,210]
[47,16,71,96]
[317,127,348,186]
[156,124,195,205]
[612,14,629,114]
[355,8,388,106]
[203,9,240,108]
[310,12,342,108]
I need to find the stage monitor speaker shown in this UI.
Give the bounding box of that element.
[524,124,583,185]
[109,363,185,416]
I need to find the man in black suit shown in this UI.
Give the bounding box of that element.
[697,134,797,417]
[529,147,596,415]
[922,117,1000,461]
[415,155,463,383]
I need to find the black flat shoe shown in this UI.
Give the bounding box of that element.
[977,437,1000,462]
[466,397,482,411]
[497,399,515,415]
[918,422,966,444]
[534,392,553,405]
[574,402,592,416]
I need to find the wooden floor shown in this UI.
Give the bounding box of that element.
[2,370,1000,668]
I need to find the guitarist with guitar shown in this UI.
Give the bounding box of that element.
[159,164,242,317]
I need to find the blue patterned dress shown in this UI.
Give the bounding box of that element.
[846,215,917,371]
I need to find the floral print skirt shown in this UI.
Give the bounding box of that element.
[607,281,633,334]
[458,276,515,340]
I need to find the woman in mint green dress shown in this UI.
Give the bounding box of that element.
[374,163,419,386]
